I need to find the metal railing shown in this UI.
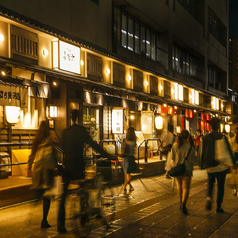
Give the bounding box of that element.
[146,138,161,163]
[0,142,32,169]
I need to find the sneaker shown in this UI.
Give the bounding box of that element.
[216,208,224,213]
[205,197,212,211]
[41,220,51,229]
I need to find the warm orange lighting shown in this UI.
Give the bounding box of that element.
[0,34,4,42]
[127,75,131,81]
[106,68,110,74]
[53,81,57,86]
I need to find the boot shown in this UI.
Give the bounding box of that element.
[216,203,224,213]
[57,220,67,233]
[182,203,188,214]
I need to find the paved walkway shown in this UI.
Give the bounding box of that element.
[0,170,238,238]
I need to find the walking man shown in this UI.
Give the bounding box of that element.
[57,109,113,233]
[199,117,233,213]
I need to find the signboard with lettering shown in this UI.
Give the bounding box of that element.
[53,40,81,74]
[0,85,28,107]
[112,109,124,134]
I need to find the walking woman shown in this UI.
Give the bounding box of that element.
[166,130,195,214]
[229,127,238,196]
[122,127,138,192]
[28,121,57,228]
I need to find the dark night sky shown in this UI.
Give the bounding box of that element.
[229,0,238,38]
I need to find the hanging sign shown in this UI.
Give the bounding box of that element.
[0,85,27,107]
[53,40,81,74]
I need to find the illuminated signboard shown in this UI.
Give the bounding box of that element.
[53,40,81,74]
[112,109,124,134]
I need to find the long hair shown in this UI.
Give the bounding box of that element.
[126,127,136,141]
[177,129,190,148]
[235,127,238,143]
[30,121,50,157]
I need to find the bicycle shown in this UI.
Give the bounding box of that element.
[68,165,116,236]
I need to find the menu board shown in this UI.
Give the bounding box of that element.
[112,109,124,134]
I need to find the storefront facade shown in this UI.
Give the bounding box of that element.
[0,8,232,179]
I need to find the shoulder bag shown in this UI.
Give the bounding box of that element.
[168,145,192,177]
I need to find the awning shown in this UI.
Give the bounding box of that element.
[0,76,50,98]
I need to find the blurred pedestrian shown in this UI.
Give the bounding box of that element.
[199,117,234,213]
[194,129,202,154]
[160,124,175,179]
[166,130,195,214]
[58,109,114,233]
[122,127,138,192]
[229,127,238,195]
[28,120,57,229]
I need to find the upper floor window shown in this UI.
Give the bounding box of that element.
[208,7,227,47]
[172,44,197,78]
[118,9,158,61]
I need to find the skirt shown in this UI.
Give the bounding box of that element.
[122,156,139,174]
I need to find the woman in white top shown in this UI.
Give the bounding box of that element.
[229,127,238,195]
[166,130,195,214]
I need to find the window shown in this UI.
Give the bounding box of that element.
[121,13,127,48]
[128,17,134,51]
[208,7,227,46]
[135,21,140,54]
[116,6,159,62]
[172,44,197,78]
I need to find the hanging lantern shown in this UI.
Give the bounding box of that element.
[201,121,205,131]
[206,114,210,121]
[5,106,20,124]
[189,110,193,118]
[185,110,189,118]
[225,124,230,133]
[201,113,205,121]
[155,116,163,129]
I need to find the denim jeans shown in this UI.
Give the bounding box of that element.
[207,170,227,206]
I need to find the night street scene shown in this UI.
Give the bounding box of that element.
[0,0,238,237]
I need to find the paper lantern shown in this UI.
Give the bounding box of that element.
[155,116,163,129]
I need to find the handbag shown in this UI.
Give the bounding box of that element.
[168,145,192,177]
[44,176,63,198]
[215,136,233,167]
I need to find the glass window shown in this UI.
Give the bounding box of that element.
[151,32,156,61]
[135,21,140,54]
[128,18,134,51]
[141,25,145,54]
[146,28,151,58]
[121,14,127,48]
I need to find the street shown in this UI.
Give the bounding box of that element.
[1,170,238,238]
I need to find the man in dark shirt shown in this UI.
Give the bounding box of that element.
[58,109,113,233]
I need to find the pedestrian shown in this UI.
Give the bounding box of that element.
[160,124,175,179]
[194,129,202,154]
[28,120,57,229]
[229,127,238,196]
[122,127,138,192]
[166,129,195,214]
[199,117,234,213]
[57,109,114,233]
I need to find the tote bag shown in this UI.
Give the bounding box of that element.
[215,136,233,167]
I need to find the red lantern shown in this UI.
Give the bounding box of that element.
[185,110,189,118]
[161,106,168,114]
[181,117,184,130]
[201,121,204,131]
[189,110,193,118]
[206,121,210,131]
[168,107,174,115]
[206,114,210,121]
[201,113,205,121]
